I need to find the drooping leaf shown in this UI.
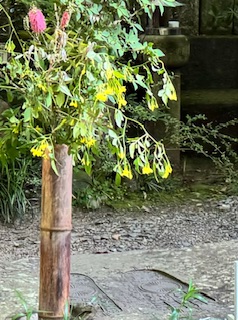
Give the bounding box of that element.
[115,109,124,128]
[59,85,72,97]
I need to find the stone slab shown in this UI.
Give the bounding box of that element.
[1,239,237,319]
[69,270,226,319]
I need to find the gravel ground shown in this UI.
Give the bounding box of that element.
[0,195,238,261]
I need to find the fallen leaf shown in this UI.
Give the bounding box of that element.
[112,234,121,240]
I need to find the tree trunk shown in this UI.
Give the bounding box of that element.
[39,144,72,319]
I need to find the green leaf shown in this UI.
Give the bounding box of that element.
[134,157,143,172]
[115,173,121,186]
[115,109,123,128]
[51,159,59,175]
[9,116,19,124]
[154,48,165,57]
[59,85,72,97]
[169,308,179,320]
[45,93,52,108]
[5,40,15,53]
[193,293,208,303]
[56,92,65,107]
[73,123,80,139]
[129,143,136,159]
[79,122,87,136]
[7,91,13,102]
[114,70,125,79]
[23,107,32,122]
[86,51,102,63]
[158,2,164,15]
[135,74,148,90]
[108,129,118,139]
[134,23,144,31]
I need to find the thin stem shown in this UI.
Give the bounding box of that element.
[0,4,24,52]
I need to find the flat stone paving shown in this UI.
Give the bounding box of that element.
[1,239,237,319]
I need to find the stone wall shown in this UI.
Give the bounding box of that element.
[176,0,238,36]
[171,0,238,90]
[181,36,238,90]
[200,0,234,35]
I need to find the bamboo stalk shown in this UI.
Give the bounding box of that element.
[39,144,72,320]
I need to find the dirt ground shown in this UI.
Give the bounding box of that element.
[1,193,238,262]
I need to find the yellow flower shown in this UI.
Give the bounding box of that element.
[116,85,127,108]
[106,68,113,80]
[35,125,42,132]
[121,167,133,180]
[12,125,19,134]
[30,140,49,158]
[167,78,177,101]
[70,100,78,108]
[86,138,96,147]
[96,92,107,102]
[118,97,127,108]
[118,86,126,94]
[142,164,153,175]
[38,83,47,93]
[69,119,75,126]
[168,88,177,101]
[80,137,96,148]
[118,151,125,159]
[31,147,43,157]
[161,162,172,179]
[81,158,90,166]
[81,66,86,76]
[105,86,114,95]
[40,141,48,151]
[148,98,158,111]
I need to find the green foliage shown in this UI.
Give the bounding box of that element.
[125,94,238,177]
[208,4,238,28]
[0,158,31,223]
[73,176,125,209]
[72,96,238,199]
[0,0,179,181]
[11,291,37,320]
[169,280,207,320]
[180,114,238,175]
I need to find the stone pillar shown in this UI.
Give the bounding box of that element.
[141,33,190,168]
[166,0,200,36]
[166,72,181,168]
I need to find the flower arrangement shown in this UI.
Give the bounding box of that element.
[0,0,177,180]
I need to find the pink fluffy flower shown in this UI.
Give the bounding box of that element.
[28,7,46,33]
[60,11,71,29]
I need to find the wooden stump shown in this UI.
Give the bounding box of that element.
[39,144,72,319]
